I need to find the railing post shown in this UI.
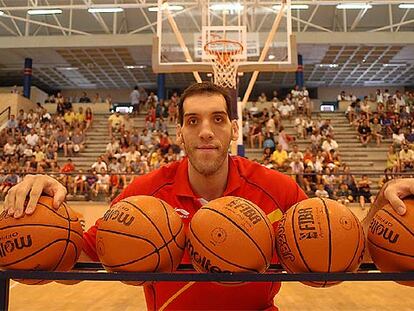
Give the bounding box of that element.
[0,276,10,311]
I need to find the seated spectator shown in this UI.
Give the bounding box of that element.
[25,128,39,148]
[278,100,291,120]
[405,128,414,149]
[322,167,337,198]
[248,102,260,118]
[302,165,317,194]
[121,114,134,136]
[386,145,400,173]
[277,126,293,151]
[263,131,275,152]
[337,91,347,101]
[358,174,374,210]
[79,92,91,103]
[92,156,107,172]
[73,169,86,196]
[69,128,86,154]
[321,135,339,153]
[290,158,304,187]
[258,92,267,103]
[392,128,406,148]
[6,114,18,135]
[108,111,124,136]
[345,102,356,125]
[288,144,303,163]
[370,118,383,146]
[249,122,263,148]
[303,148,314,168]
[335,183,352,205]
[0,169,19,196]
[320,119,334,137]
[315,183,329,198]
[399,144,414,171]
[145,104,156,130]
[85,107,93,130]
[261,147,273,164]
[271,144,289,170]
[93,168,110,198]
[92,93,102,104]
[75,107,86,127]
[63,108,76,128]
[378,167,394,188]
[60,158,75,189]
[33,145,46,170]
[360,96,371,116]
[271,90,279,103]
[294,114,305,139]
[357,119,371,146]
[45,145,58,169]
[56,129,70,157]
[3,138,16,158]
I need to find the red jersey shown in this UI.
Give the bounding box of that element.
[83,156,307,310]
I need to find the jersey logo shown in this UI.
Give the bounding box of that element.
[174,208,190,219]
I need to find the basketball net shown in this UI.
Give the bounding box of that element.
[204,39,243,89]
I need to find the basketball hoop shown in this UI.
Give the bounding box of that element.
[204,39,243,89]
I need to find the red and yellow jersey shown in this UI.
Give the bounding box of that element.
[83,156,307,310]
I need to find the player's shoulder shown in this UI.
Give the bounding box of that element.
[232,156,296,187]
[127,160,182,195]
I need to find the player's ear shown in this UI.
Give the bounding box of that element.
[231,120,239,141]
[176,125,183,145]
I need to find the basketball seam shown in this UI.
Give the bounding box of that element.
[382,209,414,237]
[0,224,83,239]
[201,207,269,268]
[368,238,414,259]
[291,202,312,273]
[319,198,332,288]
[1,238,72,267]
[159,199,185,271]
[122,200,173,271]
[50,203,71,271]
[239,198,275,265]
[99,229,181,269]
[37,201,79,222]
[344,212,364,272]
[188,223,260,273]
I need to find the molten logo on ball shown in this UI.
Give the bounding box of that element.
[102,209,135,226]
[186,239,230,273]
[0,234,32,258]
[369,218,400,244]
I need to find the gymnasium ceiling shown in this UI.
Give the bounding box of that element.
[0,0,414,91]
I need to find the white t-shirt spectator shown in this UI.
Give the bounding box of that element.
[279,104,290,117]
[26,133,39,147]
[393,132,406,145]
[322,139,339,153]
[92,161,107,172]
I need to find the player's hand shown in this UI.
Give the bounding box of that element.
[379,178,414,216]
[4,174,67,218]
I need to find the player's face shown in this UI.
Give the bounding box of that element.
[177,93,238,176]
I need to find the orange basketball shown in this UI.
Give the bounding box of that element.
[368,199,414,287]
[187,196,274,274]
[0,195,84,285]
[96,195,185,286]
[275,197,365,287]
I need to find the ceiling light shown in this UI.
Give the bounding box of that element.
[0,11,4,16]
[268,54,275,60]
[88,7,124,13]
[319,64,338,68]
[336,3,372,9]
[210,3,244,12]
[148,5,184,12]
[27,9,62,15]
[273,4,309,10]
[56,67,79,71]
[124,65,146,69]
[399,3,414,9]
[383,63,406,67]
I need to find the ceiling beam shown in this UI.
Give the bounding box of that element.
[350,7,369,31]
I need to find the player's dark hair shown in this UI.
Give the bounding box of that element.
[177,82,234,126]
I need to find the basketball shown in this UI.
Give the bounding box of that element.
[96,195,185,285]
[367,199,414,287]
[275,197,365,287]
[187,196,274,274]
[0,195,84,285]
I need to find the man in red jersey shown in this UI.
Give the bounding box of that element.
[4,82,414,310]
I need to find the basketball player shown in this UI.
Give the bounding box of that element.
[4,82,414,310]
